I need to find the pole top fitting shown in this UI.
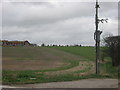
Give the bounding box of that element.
[95,4,100,8]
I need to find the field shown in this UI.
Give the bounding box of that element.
[2,46,118,85]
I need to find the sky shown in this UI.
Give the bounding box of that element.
[1,1,118,46]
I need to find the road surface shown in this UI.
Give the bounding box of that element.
[2,79,118,88]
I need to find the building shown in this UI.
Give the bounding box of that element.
[0,40,31,46]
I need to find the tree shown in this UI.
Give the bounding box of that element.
[102,36,120,66]
[41,43,45,47]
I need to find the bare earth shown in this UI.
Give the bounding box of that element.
[2,79,118,88]
[2,59,69,70]
[2,47,81,70]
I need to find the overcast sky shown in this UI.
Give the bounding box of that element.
[2,1,118,46]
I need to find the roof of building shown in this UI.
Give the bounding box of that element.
[1,40,30,44]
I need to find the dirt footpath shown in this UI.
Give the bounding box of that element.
[4,79,118,88]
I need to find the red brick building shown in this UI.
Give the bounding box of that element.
[1,40,31,46]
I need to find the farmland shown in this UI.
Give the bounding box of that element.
[2,46,118,85]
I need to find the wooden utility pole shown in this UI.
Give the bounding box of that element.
[94,0,108,74]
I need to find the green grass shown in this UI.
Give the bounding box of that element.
[100,61,118,78]
[2,46,95,61]
[50,46,95,61]
[3,70,116,85]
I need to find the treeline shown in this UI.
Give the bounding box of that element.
[41,43,82,47]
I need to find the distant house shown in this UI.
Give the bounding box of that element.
[1,40,31,46]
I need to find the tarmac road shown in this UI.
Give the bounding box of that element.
[2,79,118,88]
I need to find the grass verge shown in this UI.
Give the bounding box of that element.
[100,61,118,78]
[3,71,117,85]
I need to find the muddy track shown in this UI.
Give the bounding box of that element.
[44,61,95,76]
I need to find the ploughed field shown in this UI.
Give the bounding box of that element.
[3,47,80,70]
[2,46,118,85]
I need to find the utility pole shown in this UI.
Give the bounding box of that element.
[94,0,108,74]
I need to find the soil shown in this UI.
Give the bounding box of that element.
[44,61,95,76]
[2,47,81,70]
[2,59,69,70]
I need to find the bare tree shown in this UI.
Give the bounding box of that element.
[102,36,120,66]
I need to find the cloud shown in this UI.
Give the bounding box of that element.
[2,2,95,27]
[2,1,118,46]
